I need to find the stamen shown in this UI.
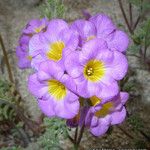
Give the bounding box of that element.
[83,59,105,82]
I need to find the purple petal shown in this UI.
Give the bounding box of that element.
[16,47,31,69]
[107,51,128,80]
[47,19,68,39]
[96,81,119,100]
[60,74,77,94]
[30,52,46,70]
[28,73,48,98]
[70,19,96,43]
[120,92,129,105]
[90,115,111,136]
[76,79,89,98]
[111,107,126,125]
[107,30,129,52]
[95,48,114,65]
[65,51,83,78]
[38,98,56,117]
[29,33,46,56]
[23,18,48,34]
[55,91,79,119]
[87,81,101,98]
[80,38,107,64]
[59,28,79,57]
[38,60,64,81]
[90,13,116,38]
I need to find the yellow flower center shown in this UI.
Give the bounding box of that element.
[35,25,45,33]
[46,41,65,61]
[89,96,114,117]
[27,55,32,61]
[84,59,105,82]
[86,35,95,42]
[90,96,101,106]
[48,79,66,100]
[95,101,113,117]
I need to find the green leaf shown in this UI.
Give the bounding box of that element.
[40,0,66,19]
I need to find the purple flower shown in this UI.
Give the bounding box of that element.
[65,38,128,100]
[29,19,79,70]
[23,18,48,35]
[16,35,32,69]
[85,92,129,136]
[70,13,129,52]
[28,61,79,119]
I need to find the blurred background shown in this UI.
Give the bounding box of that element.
[0,0,150,149]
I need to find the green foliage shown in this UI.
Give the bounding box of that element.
[132,19,150,46]
[0,80,17,121]
[125,0,150,57]
[128,0,150,11]
[40,0,66,19]
[128,0,142,7]
[36,117,68,150]
[127,114,144,131]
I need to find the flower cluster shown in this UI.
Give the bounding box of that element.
[16,13,129,137]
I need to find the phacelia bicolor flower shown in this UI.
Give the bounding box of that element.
[70,13,129,52]
[29,19,79,70]
[23,18,48,35]
[85,92,129,136]
[16,18,48,69]
[16,35,32,69]
[65,38,128,100]
[16,13,130,139]
[28,61,79,119]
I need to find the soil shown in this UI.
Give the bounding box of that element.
[0,0,150,149]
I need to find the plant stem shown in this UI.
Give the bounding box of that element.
[129,2,133,29]
[76,124,85,146]
[0,34,14,83]
[74,126,78,143]
[118,0,133,34]
[133,0,143,31]
[133,15,141,31]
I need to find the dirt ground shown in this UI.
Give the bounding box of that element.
[0,0,150,149]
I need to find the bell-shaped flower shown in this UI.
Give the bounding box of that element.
[85,92,129,136]
[65,38,128,100]
[29,19,79,70]
[23,18,48,35]
[28,61,79,119]
[70,13,129,52]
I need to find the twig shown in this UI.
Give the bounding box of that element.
[118,0,133,34]
[67,133,75,144]
[74,126,78,143]
[0,34,14,83]
[133,0,143,31]
[129,2,133,29]
[76,124,85,145]
[139,130,150,142]
[133,15,141,31]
